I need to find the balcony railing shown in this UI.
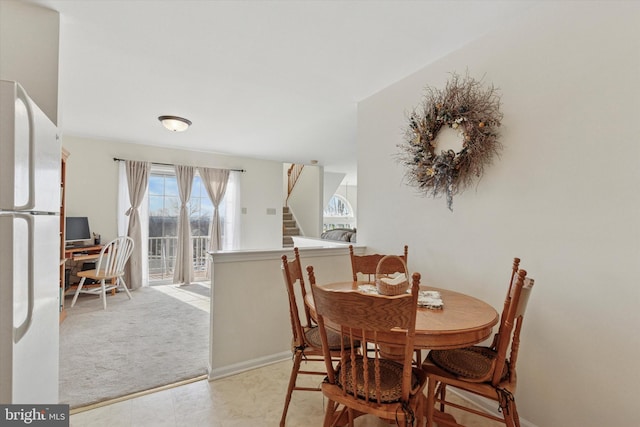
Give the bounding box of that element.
[148,236,210,282]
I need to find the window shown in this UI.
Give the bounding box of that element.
[147,167,240,281]
[324,195,352,217]
[189,175,214,238]
[323,194,355,231]
[148,172,179,238]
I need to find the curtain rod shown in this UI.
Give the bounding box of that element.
[113,157,245,173]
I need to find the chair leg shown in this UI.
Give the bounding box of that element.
[347,407,354,427]
[439,383,447,412]
[503,399,521,427]
[71,277,86,307]
[101,279,107,310]
[415,393,427,427]
[414,349,423,366]
[512,402,522,427]
[323,400,338,427]
[426,377,437,426]
[118,277,133,300]
[280,350,303,427]
[334,405,353,427]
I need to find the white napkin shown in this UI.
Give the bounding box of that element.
[379,273,407,286]
[357,284,378,294]
[357,284,443,309]
[417,290,443,309]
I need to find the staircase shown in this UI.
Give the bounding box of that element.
[282,206,300,247]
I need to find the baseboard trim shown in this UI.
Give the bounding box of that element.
[451,389,537,427]
[208,351,291,380]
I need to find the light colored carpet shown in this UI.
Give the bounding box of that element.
[59,284,210,409]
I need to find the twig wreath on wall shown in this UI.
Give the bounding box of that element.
[398,72,503,211]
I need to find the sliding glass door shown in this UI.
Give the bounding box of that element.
[147,170,213,282]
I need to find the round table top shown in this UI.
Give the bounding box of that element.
[306,281,499,350]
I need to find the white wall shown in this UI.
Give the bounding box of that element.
[357,3,639,427]
[62,135,283,250]
[323,171,346,208]
[209,245,364,378]
[0,0,59,124]
[288,165,323,237]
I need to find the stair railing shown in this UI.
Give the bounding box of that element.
[286,164,304,206]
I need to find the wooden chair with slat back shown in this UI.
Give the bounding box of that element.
[488,258,521,353]
[422,261,535,427]
[311,271,427,427]
[70,236,134,310]
[280,248,358,427]
[348,244,425,365]
[349,244,409,283]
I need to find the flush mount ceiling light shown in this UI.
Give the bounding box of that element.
[158,115,192,132]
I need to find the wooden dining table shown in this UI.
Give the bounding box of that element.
[305,281,499,351]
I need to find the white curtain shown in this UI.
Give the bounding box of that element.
[173,165,195,285]
[222,171,241,250]
[117,163,149,287]
[124,160,150,290]
[198,167,229,252]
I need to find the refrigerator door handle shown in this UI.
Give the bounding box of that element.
[13,83,36,211]
[13,213,35,344]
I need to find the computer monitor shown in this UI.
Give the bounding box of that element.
[65,216,91,246]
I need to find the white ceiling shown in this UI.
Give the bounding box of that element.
[26,0,537,183]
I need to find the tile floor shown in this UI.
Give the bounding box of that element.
[70,282,503,426]
[70,359,504,427]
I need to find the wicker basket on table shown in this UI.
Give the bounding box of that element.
[375,255,410,296]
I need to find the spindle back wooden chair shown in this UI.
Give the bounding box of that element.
[422,264,535,427]
[70,236,134,310]
[349,244,425,365]
[280,248,357,426]
[312,271,427,427]
[349,244,408,283]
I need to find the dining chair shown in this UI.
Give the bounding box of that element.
[349,244,425,365]
[422,263,535,427]
[349,244,409,283]
[70,236,134,310]
[279,248,358,427]
[311,271,427,427]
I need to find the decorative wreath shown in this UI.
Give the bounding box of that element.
[398,73,503,211]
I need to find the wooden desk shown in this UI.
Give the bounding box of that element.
[64,244,103,262]
[306,281,499,351]
[63,245,106,294]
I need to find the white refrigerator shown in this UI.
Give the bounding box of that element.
[0,80,61,404]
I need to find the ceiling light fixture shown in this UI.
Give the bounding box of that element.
[158,115,192,132]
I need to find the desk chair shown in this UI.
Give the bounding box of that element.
[70,236,134,310]
[311,271,427,427]
[422,262,535,427]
